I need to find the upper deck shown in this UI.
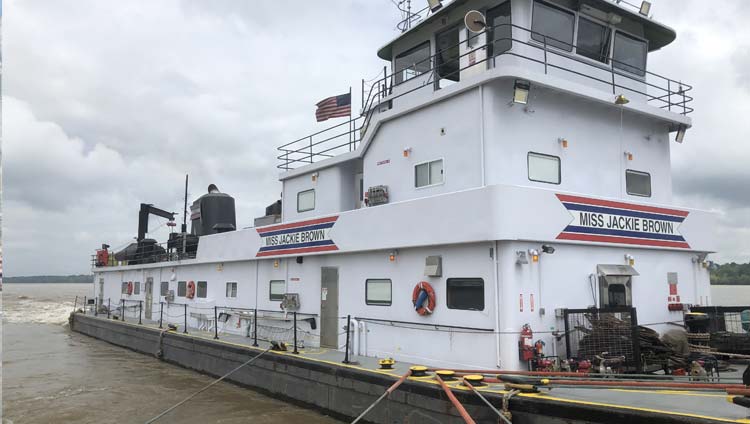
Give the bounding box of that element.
[278,0,693,171]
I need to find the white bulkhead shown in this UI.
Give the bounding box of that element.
[94,0,716,371]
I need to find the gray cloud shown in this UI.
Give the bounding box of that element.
[3,0,749,275]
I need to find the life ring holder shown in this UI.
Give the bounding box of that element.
[186,280,196,299]
[127,281,134,296]
[412,281,436,316]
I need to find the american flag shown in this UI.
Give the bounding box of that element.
[315,92,351,122]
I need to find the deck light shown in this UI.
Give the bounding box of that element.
[513,80,530,105]
[311,172,319,182]
[624,151,633,161]
[558,138,568,148]
[614,94,629,105]
[675,125,687,143]
[625,254,635,266]
[273,260,280,269]
[639,1,652,16]
[528,249,539,263]
[403,147,412,157]
[389,251,397,262]
[427,0,443,13]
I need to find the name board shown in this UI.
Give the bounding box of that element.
[256,216,339,257]
[556,194,690,249]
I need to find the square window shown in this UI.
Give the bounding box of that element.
[626,170,651,197]
[366,279,392,306]
[160,281,169,296]
[531,1,575,51]
[133,281,141,295]
[297,189,315,212]
[177,281,187,297]
[447,278,485,311]
[226,282,238,298]
[197,281,207,298]
[394,42,431,84]
[528,152,561,184]
[577,17,611,63]
[613,32,647,76]
[270,280,285,301]
[121,282,129,294]
[415,159,444,188]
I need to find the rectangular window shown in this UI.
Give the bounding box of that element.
[366,279,392,306]
[297,189,315,212]
[394,42,431,84]
[197,281,207,298]
[528,152,561,184]
[576,17,611,63]
[487,2,512,58]
[177,281,187,297]
[226,282,238,298]
[626,169,651,197]
[270,280,285,301]
[121,282,129,294]
[531,1,575,51]
[446,278,485,311]
[613,32,647,76]
[160,281,169,296]
[415,159,444,188]
[133,281,141,295]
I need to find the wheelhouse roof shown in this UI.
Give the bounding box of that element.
[376,0,677,60]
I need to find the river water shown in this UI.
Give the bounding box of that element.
[2,283,342,424]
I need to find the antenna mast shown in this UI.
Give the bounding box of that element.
[182,174,189,233]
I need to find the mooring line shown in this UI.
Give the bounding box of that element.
[144,347,272,424]
[350,369,412,424]
[434,374,476,424]
[463,379,512,424]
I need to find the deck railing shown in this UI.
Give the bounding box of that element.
[277,20,693,170]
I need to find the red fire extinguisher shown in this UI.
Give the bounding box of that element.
[519,324,534,361]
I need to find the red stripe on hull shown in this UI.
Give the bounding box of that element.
[556,194,689,217]
[557,232,691,249]
[255,245,339,257]
[257,216,338,234]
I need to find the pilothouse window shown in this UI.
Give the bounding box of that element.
[531,1,575,51]
[577,17,611,63]
[297,189,315,212]
[394,42,431,84]
[626,170,651,197]
[613,32,647,76]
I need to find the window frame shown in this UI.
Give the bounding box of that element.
[226,282,238,298]
[414,158,445,189]
[531,0,576,52]
[575,15,612,64]
[446,278,485,311]
[612,30,649,77]
[160,281,169,297]
[177,281,187,297]
[269,280,286,301]
[297,189,315,213]
[121,282,129,295]
[196,281,207,298]
[393,41,432,85]
[527,152,561,185]
[365,279,393,306]
[625,169,652,197]
[133,281,141,295]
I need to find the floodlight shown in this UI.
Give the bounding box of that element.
[675,125,687,143]
[427,0,443,12]
[513,80,530,105]
[639,1,652,16]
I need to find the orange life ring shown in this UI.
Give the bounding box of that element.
[186,281,196,299]
[127,281,133,295]
[412,281,436,316]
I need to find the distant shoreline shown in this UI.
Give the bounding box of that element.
[4,275,93,285]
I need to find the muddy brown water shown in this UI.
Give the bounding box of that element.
[2,283,342,424]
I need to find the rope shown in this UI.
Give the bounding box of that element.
[464,380,512,424]
[144,347,272,423]
[350,369,411,424]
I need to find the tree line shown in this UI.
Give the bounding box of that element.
[711,262,750,285]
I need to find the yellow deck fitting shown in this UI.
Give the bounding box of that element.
[410,365,429,377]
[435,370,456,380]
[378,358,396,370]
[463,374,486,386]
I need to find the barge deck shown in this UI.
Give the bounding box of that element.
[71,313,748,424]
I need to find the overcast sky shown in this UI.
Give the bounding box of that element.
[3,0,749,276]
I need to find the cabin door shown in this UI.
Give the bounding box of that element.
[98,278,104,306]
[144,277,153,320]
[320,267,339,349]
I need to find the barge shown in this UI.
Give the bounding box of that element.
[76,0,750,421]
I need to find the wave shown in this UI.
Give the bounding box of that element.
[2,297,77,325]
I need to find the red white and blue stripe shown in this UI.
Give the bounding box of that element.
[256,216,339,257]
[556,194,691,249]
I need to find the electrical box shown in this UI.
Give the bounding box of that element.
[281,293,300,311]
[366,185,389,206]
[424,256,442,277]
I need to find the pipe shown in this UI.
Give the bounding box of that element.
[350,370,411,424]
[435,374,476,424]
[483,377,746,391]
[350,318,359,356]
[443,369,743,382]
[727,389,750,396]
[493,241,502,368]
